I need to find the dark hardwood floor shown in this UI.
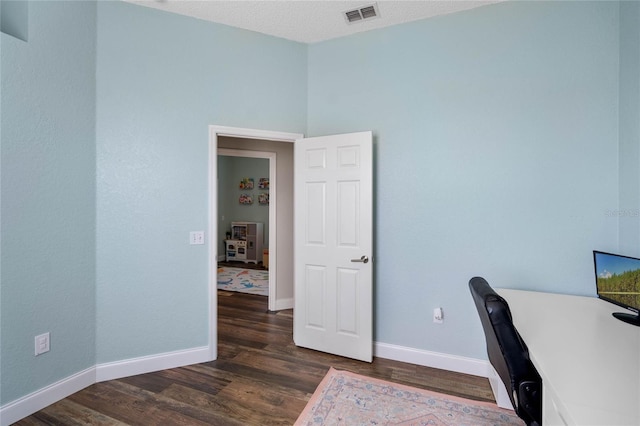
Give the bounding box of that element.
[15,291,494,425]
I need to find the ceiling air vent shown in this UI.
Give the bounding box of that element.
[344,3,379,24]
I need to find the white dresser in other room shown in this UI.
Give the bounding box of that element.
[225,222,264,264]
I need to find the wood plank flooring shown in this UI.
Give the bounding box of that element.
[15,291,495,425]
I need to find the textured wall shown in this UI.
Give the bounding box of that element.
[1,1,97,404]
[308,1,620,359]
[619,1,640,254]
[95,1,306,363]
[0,2,3,408]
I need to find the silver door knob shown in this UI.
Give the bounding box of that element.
[351,255,369,264]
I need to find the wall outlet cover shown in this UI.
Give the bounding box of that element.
[35,332,50,356]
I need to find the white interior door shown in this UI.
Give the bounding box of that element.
[293,131,373,362]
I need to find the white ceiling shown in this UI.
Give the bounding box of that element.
[125,0,503,44]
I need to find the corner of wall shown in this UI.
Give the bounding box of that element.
[618,0,640,254]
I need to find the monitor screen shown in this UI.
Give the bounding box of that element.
[594,250,640,326]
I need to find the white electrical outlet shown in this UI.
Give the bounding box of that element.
[433,307,444,324]
[189,231,205,245]
[35,332,50,356]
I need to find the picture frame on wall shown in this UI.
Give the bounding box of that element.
[258,193,269,205]
[239,178,254,190]
[258,178,269,190]
[239,194,253,204]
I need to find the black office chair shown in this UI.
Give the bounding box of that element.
[469,277,542,426]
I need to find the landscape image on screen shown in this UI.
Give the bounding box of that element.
[595,252,640,311]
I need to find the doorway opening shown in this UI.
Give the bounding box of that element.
[208,126,302,361]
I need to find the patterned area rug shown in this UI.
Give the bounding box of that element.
[295,368,524,425]
[217,267,268,296]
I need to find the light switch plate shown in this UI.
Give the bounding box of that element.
[190,231,205,245]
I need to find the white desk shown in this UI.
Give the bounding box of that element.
[497,289,640,426]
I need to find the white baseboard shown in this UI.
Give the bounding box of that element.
[0,366,96,426]
[374,341,491,378]
[273,297,293,311]
[96,346,211,382]
[1,346,212,425]
[374,342,513,410]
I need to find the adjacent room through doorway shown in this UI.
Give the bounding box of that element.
[217,154,270,298]
[217,152,270,291]
[215,135,296,313]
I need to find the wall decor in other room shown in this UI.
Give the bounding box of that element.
[239,194,253,204]
[239,177,254,190]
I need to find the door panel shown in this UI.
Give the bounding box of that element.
[305,265,326,329]
[337,268,358,335]
[338,181,359,246]
[305,182,326,245]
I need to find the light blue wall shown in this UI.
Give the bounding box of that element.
[95,1,306,362]
[1,1,96,404]
[0,1,29,42]
[0,2,3,408]
[308,1,620,358]
[619,1,640,254]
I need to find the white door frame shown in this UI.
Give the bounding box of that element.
[208,125,303,360]
[217,148,276,306]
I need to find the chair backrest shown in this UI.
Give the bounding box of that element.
[469,277,541,425]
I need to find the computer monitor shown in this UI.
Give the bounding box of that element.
[594,250,640,326]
